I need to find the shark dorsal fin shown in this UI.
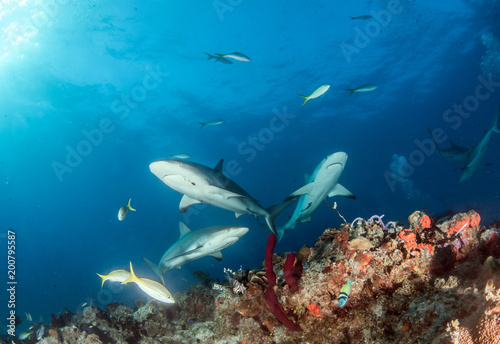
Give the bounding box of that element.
[178,222,191,239]
[214,159,224,173]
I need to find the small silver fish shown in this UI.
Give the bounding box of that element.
[169,154,191,159]
[216,52,251,62]
[345,84,377,96]
[199,120,224,129]
[349,15,373,20]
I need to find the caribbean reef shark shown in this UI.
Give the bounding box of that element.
[430,103,500,183]
[277,152,355,242]
[143,222,249,285]
[149,159,293,234]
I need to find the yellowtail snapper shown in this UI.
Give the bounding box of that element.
[297,84,330,106]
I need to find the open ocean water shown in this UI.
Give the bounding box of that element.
[1,0,499,335]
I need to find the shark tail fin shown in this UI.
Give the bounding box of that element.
[198,122,206,129]
[297,94,309,106]
[143,256,164,284]
[276,226,286,243]
[265,198,297,240]
[492,102,500,133]
[127,198,136,212]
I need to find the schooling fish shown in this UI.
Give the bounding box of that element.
[349,15,373,20]
[297,84,330,106]
[122,262,175,304]
[338,280,352,307]
[96,269,130,289]
[199,120,224,129]
[345,84,378,96]
[118,198,136,221]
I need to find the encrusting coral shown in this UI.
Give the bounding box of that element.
[13,210,500,344]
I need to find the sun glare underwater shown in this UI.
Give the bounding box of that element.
[1,0,500,343]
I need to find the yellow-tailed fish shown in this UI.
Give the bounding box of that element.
[96,269,130,289]
[118,198,136,221]
[338,280,352,307]
[297,84,330,106]
[345,83,378,96]
[205,53,233,64]
[122,262,175,304]
[24,312,32,322]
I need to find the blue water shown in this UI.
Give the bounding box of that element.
[1,0,500,329]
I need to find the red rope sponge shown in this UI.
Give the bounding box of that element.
[265,233,277,288]
[264,233,302,331]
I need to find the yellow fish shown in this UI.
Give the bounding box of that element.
[122,262,175,304]
[118,198,136,221]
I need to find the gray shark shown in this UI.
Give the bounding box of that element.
[144,222,249,285]
[149,159,292,234]
[430,103,500,183]
[459,104,500,183]
[428,128,469,163]
[277,152,355,241]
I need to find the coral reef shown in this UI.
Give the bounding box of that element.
[11,210,500,344]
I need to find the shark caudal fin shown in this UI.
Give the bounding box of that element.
[142,256,164,285]
[264,199,297,236]
[297,94,309,106]
[492,102,500,133]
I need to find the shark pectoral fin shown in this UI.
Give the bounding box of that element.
[328,184,356,199]
[210,251,223,261]
[285,183,316,201]
[234,212,245,218]
[179,195,202,213]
